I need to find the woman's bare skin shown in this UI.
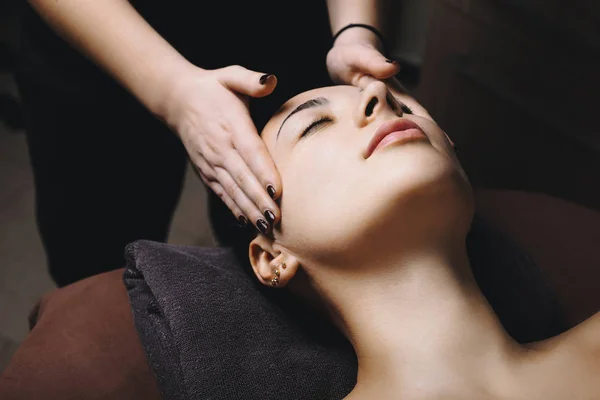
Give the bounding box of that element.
[247,83,599,399]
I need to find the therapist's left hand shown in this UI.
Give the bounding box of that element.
[326,27,399,88]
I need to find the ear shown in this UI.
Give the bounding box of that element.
[248,236,300,288]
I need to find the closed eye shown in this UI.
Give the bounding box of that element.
[300,116,334,138]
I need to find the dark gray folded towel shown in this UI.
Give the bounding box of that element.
[124,215,565,400]
[124,244,356,400]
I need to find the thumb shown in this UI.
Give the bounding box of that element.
[343,45,400,80]
[217,65,278,98]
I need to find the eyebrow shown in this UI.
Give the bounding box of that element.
[277,97,330,139]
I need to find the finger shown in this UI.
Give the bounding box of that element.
[344,45,400,80]
[207,180,247,224]
[190,152,217,183]
[358,75,409,105]
[196,168,211,186]
[214,166,272,234]
[353,73,379,90]
[217,65,277,98]
[201,94,282,204]
[192,155,248,222]
[222,151,280,223]
[231,113,282,201]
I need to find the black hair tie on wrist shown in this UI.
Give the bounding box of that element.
[332,23,388,56]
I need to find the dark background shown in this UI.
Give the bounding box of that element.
[415,0,600,212]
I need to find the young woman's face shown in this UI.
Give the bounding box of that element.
[261,82,473,266]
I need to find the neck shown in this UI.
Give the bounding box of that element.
[312,241,524,399]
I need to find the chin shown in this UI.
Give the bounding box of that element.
[369,147,473,232]
[376,144,460,193]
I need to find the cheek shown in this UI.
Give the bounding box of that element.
[416,119,454,156]
[275,128,471,265]
[277,142,368,258]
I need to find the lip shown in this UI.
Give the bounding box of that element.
[364,119,428,159]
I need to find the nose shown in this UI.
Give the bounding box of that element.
[354,80,396,127]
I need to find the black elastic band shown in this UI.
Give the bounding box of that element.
[332,23,387,55]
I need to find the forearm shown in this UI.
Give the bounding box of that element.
[326,0,392,49]
[28,0,193,118]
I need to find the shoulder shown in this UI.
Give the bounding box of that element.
[526,312,600,398]
[529,312,600,350]
[558,312,600,356]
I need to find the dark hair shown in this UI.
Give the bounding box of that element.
[211,191,566,343]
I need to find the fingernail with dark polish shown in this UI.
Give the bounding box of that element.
[267,184,276,199]
[259,74,274,85]
[256,219,269,234]
[238,215,248,227]
[385,59,396,64]
[264,210,275,224]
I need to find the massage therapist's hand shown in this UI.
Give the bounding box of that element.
[326,27,435,123]
[326,26,399,89]
[163,65,281,234]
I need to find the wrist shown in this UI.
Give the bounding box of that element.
[332,24,386,53]
[146,58,203,122]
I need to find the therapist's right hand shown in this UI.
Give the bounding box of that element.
[162,65,281,234]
